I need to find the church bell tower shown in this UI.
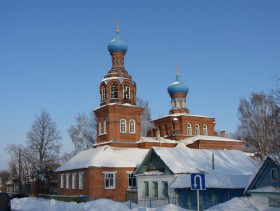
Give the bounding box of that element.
[94,21,143,144]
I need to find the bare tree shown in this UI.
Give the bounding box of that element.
[26,109,61,167]
[68,113,96,154]
[136,97,154,136]
[0,170,10,192]
[237,92,280,161]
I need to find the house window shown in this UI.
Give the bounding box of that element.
[104,172,116,189]
[195,124,200,135]
[72,173,76,189]
[79,172,84,189]
[129,120,135,133]
[99,121,102,135]
[102,85,106,101]
[203,124,208,136]
[111,83,118,99]
[271,168,278,182]
[103,119,107,134]
[152,181,158,197]
[162,181,168,198]
[123,83,130,99]
[187,123,192,135]
[60,174,64,189]
[128,172,136,188]
[143,181,149,197]
[66,174,70,189]
[120,119,126,133]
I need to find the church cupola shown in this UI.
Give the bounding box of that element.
[167,64,189,114]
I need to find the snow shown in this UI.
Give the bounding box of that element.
[248,186,280,193]
[56,145,148,172]
[153,147,256,175]
[11,197,261,211]
[171,174,251,189]
[138,137,176,143]
[179,135,244,145]
[152,113,213,121]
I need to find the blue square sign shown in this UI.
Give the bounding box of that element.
[191,173,206,190]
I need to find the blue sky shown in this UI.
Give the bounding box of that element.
[0,0,279,171]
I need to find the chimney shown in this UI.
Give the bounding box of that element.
[220,130,226,138]
[156,128,160,140]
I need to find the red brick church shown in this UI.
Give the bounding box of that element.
[56,22,244,201]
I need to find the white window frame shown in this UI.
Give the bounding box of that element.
[111,83,118,99]
[79,172,84,189]
[120,119,126,133]
[123,83,130,99]
[99,121,102,135]
[60,174,64,189]
[127,172,136,188]
[102,86,106,101]
[129,119,135,133]
[152,181,158,197]
[103,171,116,189]
[161,181,168,198]
[143,181,149,197]
[187,123,192,135]
[72,173,76,189]
[66,173,70,189]
[103,119,107,134]
[203,124,208,136]
[195,124,200,135]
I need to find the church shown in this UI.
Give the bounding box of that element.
[56,22,246,202]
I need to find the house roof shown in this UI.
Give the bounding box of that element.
[178,135,244,145]
[56,145,148,172]
[143,145,256,175]
[171,174,251,189]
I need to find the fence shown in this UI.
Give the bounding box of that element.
[129,196,179,209]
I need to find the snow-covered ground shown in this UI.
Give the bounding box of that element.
[11,197,261,211]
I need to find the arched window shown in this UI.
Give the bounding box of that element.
[111,83,118,99]
[120,119,126,133]
[195,124,200,136]
[104,119,107,134]
[187,123,192,135]
[203,124,208,136]
[129,120,135,133]
[99,121,102,135]
[102,86,106,101]
[176,100,180,108]
[123,84,130,99]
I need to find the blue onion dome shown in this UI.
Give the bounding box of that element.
[108,23,128,55]
[167,71,189,95]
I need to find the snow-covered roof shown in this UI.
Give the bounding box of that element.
[137,137,176,143]
[152,145,256,175]
[171,174,251,189]
[56,145,148,172]
[152,113,214,121]
[248,186,280,194]
[179,135,244,145]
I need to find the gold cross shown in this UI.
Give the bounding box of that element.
[116,19,120,33]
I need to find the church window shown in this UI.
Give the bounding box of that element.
[203,124,208,136]
[195,124,200,135]
[120,119,126,133]
[103,119,107,134]
[99,121,103,135]
[102,85,106,101]
[103,171,116,189]
[176,100,180,108]
[129,120,135,133]
[111,83,118,99]
[123,84,130,99]
[187,123,192,135]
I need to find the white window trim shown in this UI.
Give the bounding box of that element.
[66,173,70,189]
[127,171,136,188]
[203,124,208,136]
[99,121,103,135]
[129,119,135,134]
[120,119,126,133]
[103,171,117,189]
[187,123,192,135]
[60,174,64,189]
[72,173,76,189]
[79,172,84,190]
[103,119,107,134]
[195,124,200,135]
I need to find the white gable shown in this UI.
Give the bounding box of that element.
[56,146,148,172]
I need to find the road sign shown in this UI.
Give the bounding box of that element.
[191,173,206,190]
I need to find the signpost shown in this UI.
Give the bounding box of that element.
[191,173,206,211]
